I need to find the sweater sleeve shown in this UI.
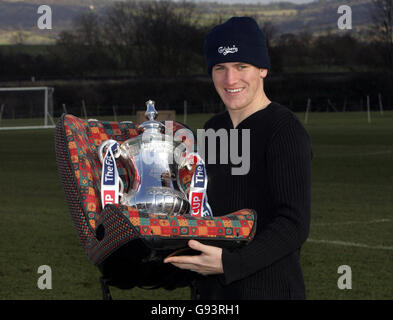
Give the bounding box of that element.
[220,115,312,285]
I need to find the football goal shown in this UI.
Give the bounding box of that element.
[0,87,55,130]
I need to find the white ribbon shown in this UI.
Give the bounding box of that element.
[100,141,121,208]
[188,153,213,217]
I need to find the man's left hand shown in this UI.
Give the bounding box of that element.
[163,240,224,276]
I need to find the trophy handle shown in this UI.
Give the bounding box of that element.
[98,139,121,163]
[176,153,197,198]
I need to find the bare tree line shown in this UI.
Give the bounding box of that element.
[51,0,392,76]
[56,0,212,76]
[370,0,393,75]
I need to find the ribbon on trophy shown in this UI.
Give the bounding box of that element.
[187,153,213,217]
[100,140,121,208]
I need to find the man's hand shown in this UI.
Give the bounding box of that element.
[163,240,224,276]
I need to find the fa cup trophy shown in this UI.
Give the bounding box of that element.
[99,100,212,217]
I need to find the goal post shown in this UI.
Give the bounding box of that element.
[0,86,55,130]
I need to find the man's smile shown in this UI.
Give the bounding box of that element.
[225,87,244,94]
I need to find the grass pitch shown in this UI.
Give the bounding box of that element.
[0,111,392,300]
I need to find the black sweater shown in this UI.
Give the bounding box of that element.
[195,102,312,299]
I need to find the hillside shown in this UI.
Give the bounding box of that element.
[199,0,373,37]
[0,0,375,44]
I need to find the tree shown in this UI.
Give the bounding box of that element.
[101,1,140,69]
[82,0,205,75]
[129,0,204,75]
[11,30,29,45]
[73,10,102,46]
[260,21,276,50]
[370,0,393,74]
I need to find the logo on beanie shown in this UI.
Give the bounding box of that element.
[218,45,238,56]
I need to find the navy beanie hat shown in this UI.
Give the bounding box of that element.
[204,17,270,75]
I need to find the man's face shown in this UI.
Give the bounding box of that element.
[212,62,267,114]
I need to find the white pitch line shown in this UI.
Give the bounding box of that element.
[312,218,392,227]
[315,149,393,158]
[0,125,55,130]
[307,238,393,251]
[360,150,393,156]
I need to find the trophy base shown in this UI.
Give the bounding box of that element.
[121,187,190,216]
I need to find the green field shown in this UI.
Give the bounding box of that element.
[0,111,392,300]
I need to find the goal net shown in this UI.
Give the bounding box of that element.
[0,87,55,130]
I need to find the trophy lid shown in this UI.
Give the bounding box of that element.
[145,100,158,121]
[139,100,166,132]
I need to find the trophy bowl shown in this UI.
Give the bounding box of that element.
[99,100,191,216]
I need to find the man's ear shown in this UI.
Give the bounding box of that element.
[260,68,268,79]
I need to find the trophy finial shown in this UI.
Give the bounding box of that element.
[145,100,158,121]
[140,99,165,132]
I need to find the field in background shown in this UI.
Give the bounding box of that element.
[0,111,392,299]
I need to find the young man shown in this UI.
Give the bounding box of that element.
[164,17,312,299]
